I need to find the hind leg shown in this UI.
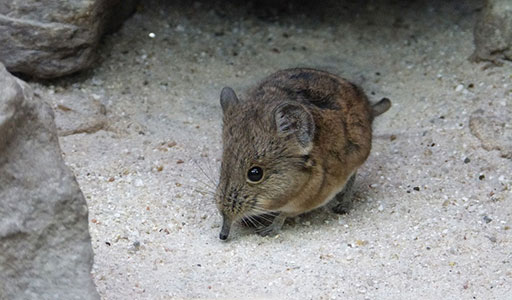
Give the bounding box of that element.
[331,172,356,215]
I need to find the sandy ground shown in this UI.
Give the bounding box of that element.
[30,0,511,299]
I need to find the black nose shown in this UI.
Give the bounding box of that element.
[219,215,231,240]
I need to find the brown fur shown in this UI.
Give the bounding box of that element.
[216,68,390,240]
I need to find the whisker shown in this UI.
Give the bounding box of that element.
[203,156,221,184]
[192,159,219,188]
[241,217,251,227]
[250,206,273,216]
[192,175,217,192]
[252,214,274,224]
[243,213,264,228]
[241,213,256,227]
[171,181,218,207]
[192,175,218,192]
[193,188,216,197]
[248,216,264,228]
[169,178,215,196]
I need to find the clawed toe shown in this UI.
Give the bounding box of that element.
[256,225,280,237]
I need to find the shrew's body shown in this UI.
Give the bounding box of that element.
[216,68,391,240]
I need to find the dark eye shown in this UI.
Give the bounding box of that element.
[247,166,264,183]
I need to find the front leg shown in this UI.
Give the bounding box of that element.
[257,213,286,237]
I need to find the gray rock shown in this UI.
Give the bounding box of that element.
[471,0,512,63]
[48,91,108,136]
[469,109,512,159]
[0,0,138,78]
[0,64,99,299]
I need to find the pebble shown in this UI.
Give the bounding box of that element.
[356,240,368,246]
[455,84,464,92]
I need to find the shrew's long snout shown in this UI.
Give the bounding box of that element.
[219,214,232,240]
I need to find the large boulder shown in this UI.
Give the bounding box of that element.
[0,63,99,299]
[0,0,138,78]
[471,0,512,63]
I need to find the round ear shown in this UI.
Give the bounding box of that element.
[274,103,315,152]
[220,87,239,113]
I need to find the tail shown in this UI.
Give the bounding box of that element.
[372,98,391,117]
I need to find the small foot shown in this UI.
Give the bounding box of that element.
[257,213,286,237]
[332,202,350,215]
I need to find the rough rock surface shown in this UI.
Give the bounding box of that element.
[471,0,512,63]
[47,90,108,136]
[0,63,99,300]
[0,0,138,78]
[470,109,512,159]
